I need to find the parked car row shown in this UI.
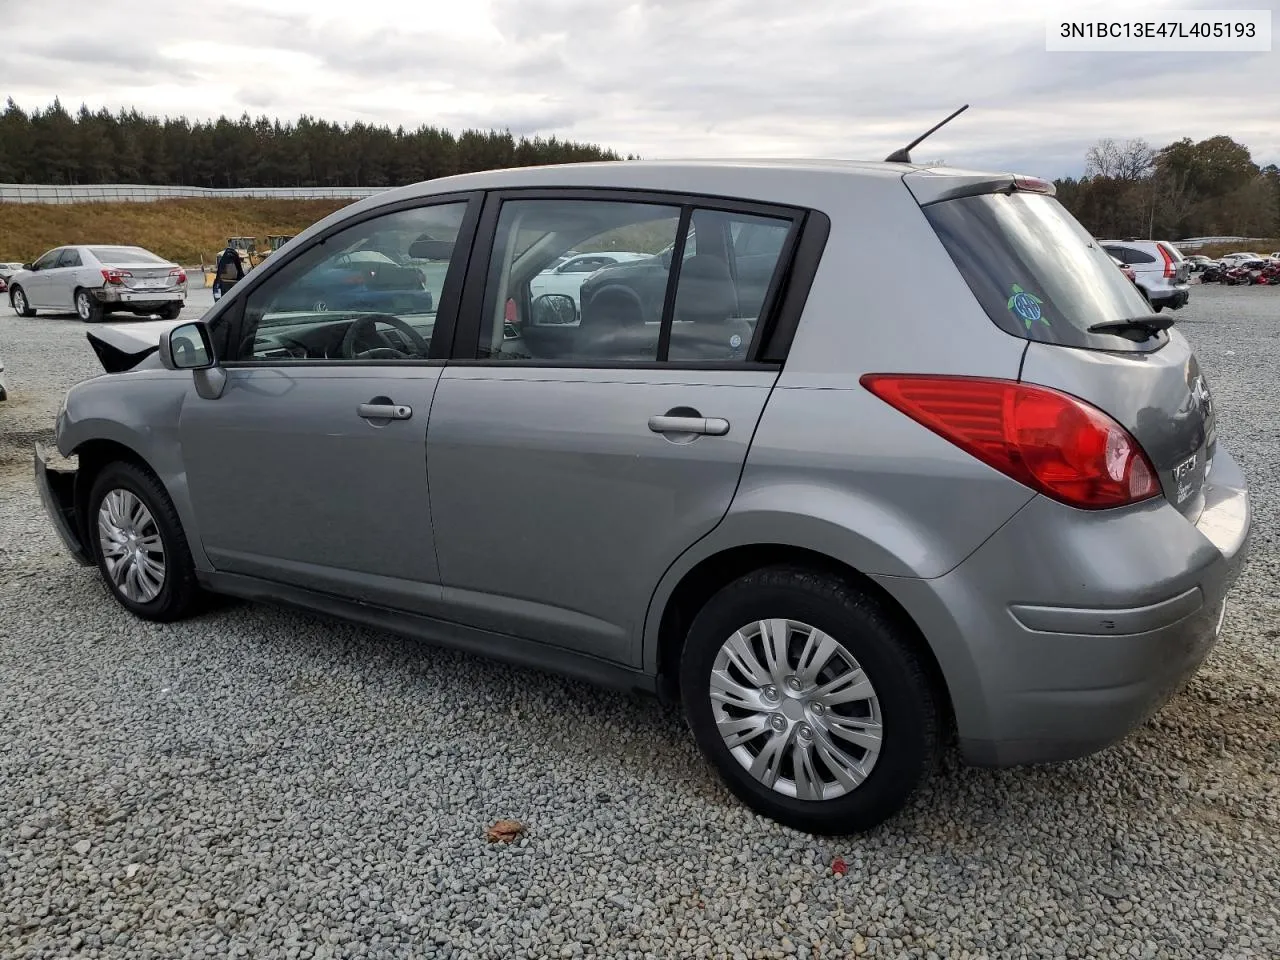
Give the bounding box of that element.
[1199,257,1280,285]
[6,245,188,322]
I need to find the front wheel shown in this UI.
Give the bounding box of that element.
[11,286,36,317]
[75,289,104,323]
[88,461,203,622]
[680,566,943,834]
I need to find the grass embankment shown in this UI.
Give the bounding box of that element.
[0,198,352,265]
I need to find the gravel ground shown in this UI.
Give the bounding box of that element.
[1,284,1278,960]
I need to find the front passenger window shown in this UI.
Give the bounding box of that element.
[236,202,468,362]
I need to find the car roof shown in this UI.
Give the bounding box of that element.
[333,158,1024,216]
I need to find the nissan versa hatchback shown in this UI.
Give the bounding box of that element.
[36,160,1250,833]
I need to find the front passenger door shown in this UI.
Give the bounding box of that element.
[178,197,480,614]
[23,249,62,306]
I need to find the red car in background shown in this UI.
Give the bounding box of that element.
[1110,254,1137,285]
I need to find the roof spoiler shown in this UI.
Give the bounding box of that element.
[904,171,1056,206]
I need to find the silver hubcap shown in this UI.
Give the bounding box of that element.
[14,291,25,312]
[97,489,166,603]
[709,618,882,801]
[77,293,90,319]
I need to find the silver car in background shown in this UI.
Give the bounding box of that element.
[36,160,1250,833]
[1099,239,1191,311]
[8,245,187,322]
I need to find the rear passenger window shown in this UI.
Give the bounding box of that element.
[57,249,83,268]
[479,199,681,362]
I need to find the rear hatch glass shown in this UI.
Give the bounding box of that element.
[922,192,1158,354]
[925,189,1214,519]
[90,247,166,265]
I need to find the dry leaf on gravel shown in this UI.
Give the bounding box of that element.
[485,819,527,843]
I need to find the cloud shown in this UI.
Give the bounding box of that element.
[0,0,1276,176]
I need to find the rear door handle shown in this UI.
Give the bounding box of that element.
[358,402,413,421]
[648,415,730,436]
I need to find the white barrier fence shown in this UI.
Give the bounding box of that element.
[0,183,393,204]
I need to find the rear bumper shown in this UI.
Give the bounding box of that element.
[95,286,186,306]
[1150,286,1191,309]
[34,445,93,566]
[875,445,1250,767]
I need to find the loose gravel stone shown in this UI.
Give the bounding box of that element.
[1,284,1278,959]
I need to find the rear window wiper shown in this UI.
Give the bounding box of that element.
[1087,315,1175,339]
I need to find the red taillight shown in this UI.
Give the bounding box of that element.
[504,297,519,324]
[101,268,131,285]
[1157,244,1176,278]
[861,375,1160,509]
[170,267,187,284]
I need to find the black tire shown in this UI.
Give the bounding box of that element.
[75,288,104,323]
[159,303,183,320]
[87,461,203,622]
[11,285,36,317]
[679,566,942,834]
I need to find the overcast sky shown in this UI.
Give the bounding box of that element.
[1,0,1277,179]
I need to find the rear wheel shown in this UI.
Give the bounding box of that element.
[680,566,942,834]
[159,303,183,320]
[11,286,35,317]
[75,289,104,323]
[88,461,203,622]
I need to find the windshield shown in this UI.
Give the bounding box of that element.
[924,192,1159,352]
[91,246,165,265]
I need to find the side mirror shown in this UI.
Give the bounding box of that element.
[22,262,33,271]
[159,321,216,371]
[659,249,672,269]
[531,293,578,326]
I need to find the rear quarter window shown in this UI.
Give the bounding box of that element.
[924,193,1159,353]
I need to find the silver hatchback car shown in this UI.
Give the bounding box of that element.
[36,160,1250,833]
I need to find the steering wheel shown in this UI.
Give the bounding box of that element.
[339,312,430,359]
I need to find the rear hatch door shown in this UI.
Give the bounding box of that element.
[915,179,1214,520]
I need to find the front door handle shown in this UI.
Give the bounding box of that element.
[648,415,730,437]
[358,402,413,421]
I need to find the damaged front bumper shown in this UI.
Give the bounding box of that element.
[34,444,93,566]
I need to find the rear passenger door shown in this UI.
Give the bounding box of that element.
[426,191,806,665]
[50,247,85,308]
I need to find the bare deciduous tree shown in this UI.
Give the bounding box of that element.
[1116,139,1155,181]
[1085,138,1154,180]
[1084,138,1120,178]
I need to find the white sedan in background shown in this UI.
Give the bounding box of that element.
[7,245,187,323]
[529,251,649,311]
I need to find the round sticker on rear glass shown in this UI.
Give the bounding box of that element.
[729,334,742,349]
[1007,284,1049,330]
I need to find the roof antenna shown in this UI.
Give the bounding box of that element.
[884,104,969,164]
